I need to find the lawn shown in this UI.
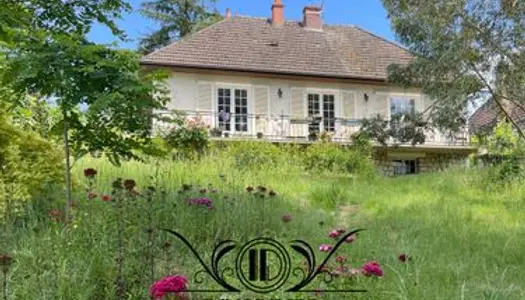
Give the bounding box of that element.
[2,150,525,300]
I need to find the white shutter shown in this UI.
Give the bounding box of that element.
[342,91,356,120]
[253,86,269,135]
[375,93,389,118]
[197,82,213,112]
[290,88,306,137]
[254,86,269,116]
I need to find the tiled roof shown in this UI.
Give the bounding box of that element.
[141,16,413,80]
[469,99,525,133]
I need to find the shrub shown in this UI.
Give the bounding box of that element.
[228,141,283,170]
[0,115,63,217]
[163,115,209,160]
[303,142,375,176]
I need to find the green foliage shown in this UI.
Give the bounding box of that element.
[381,0,525,136]
[486,120,525,156]
[357,112,429,146]
[163,115,210,159]
[303,142,376,176]
[139,0,222,54]
[2,35,170,165]
[228,141,283,170]
[0,115,63,215]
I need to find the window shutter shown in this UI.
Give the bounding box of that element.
[290,88,305,119]
[342,91,356,120]
[375,94,389,118]
[254,86,269,116]
[197,82,213,111]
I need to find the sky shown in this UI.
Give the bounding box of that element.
[87,0,396,50]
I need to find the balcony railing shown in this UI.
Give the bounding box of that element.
[154,110,472,147]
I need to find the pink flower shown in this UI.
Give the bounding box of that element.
[319,244,333,252]
[149,275,188,299]
[281,214,292,223]
[362,261,383,277]
[328,228,346,239]
[345,234,356,244]
[398,253,410,263]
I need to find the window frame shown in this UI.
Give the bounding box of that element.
[306,92,337,134]
[215,86,251,134]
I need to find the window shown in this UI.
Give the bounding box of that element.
[390,97,415,117]
[393,160,418,175]
[217,88,249,133]
[307,93,336,135]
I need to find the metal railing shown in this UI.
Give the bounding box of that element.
[154,110,472,147]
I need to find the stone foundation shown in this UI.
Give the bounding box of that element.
[373,149,470,176]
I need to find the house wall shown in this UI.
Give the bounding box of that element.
[164,70,430,139]
[373,150,470,176]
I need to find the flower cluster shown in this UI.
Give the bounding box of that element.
[149,275,188,299]
[246,185,278,198]
[185,197,215,210]
[361,261,383,277]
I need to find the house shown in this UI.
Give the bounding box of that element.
[141,0,476,175]
[469,98,525,135]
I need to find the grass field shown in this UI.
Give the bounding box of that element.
[2,149,525,300]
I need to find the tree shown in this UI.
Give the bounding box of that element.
[381,0,525,138]
[0,1,170,221]
[139,0,222,54]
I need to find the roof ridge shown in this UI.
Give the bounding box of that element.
[143,16,230,59]
[351,25,411,53]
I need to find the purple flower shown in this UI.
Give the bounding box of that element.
[362,261,383,277]
[345,234,356,244]
[319,244,333,252]
[149,275,188,299]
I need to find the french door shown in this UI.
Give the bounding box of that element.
[307,93,336,135]
[217,88,249,133]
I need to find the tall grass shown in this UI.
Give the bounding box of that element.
[2,147,525,300]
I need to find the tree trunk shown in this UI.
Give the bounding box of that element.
[63,111,73,223]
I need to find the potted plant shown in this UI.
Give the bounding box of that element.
[256,132,264,139]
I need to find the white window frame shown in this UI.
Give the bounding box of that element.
[305,89,339,134]
[214,85,252,135]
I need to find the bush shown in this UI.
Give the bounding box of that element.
[0,115,63,217]
[303,142,376,177]
[163,115,209,160]
[228,141,283,170]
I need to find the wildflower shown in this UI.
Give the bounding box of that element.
[336,255,347,264]
[0,254,13,272]
[83,168,97,178]
[102,195,112,202]
[398,253,410,263]
[269,190,277,197]
[200,188,207,194]
[257,186,267,192]
[162,241,171,250]
[246,186,254,192]
[281,214,292,223]
[48,209,62,222]
[328,230,341,239]
[124,179,136,191]
[149,275,188,299]
[88,192,97,199]
[362,261,383,277]
[345,234,356,244]
[319,244,333,252]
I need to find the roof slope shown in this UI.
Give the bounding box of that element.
[469,99,525,134]
[141,16,413,80]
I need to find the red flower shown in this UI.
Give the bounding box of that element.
[362,261,383,277]
[336,255,347,264]
[83,168,97,178]
[102,195,112,202]
[149,275,188,299]
[398,253,410,263]
[281,214,292,223]
[48,209,62,222]
[123,179,136,191]
[88,193,97,199]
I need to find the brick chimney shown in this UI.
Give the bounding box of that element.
[225,8,231,19]
[272,0,284,26]
[303,6,323,31]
